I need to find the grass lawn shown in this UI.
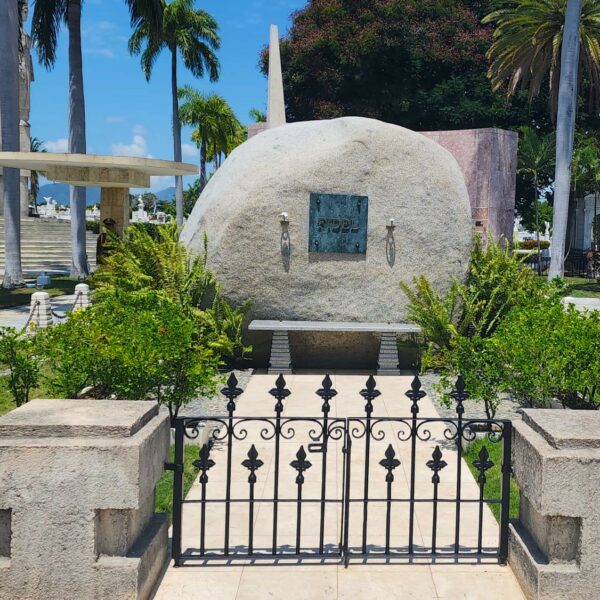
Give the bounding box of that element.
[563,276,600,299]
[463,437,520,522]
[155,444,200,517]
[0,275,80,309]
[0,375,56,417]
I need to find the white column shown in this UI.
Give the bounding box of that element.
[267,24,286,129]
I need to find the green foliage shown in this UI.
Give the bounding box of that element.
[268,0,556,132]
[128,0,220,85]
[401,237,537,355]
[0,328,39,407]
[464,438,520,521]
[92,222,215,309]
[518,240,550,250]
[92,223,252,362]
[39,289,220,418]
[493,295,600,408]
[401,237,541,417]
[202,297,252,362]
[155,444,200,516]
[483,0,600,120]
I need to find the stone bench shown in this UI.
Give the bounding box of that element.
[248,320,421,375]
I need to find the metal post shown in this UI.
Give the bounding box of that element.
[499,421,513,565]
[170,419,185,566]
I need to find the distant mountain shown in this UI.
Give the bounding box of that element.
[37,183,100,206]
[37,183,176,205]
[155,187,176,201]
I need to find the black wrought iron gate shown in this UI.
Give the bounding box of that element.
[168,374,512,566]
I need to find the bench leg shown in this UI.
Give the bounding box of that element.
[268,331,292,375]
[377,332,400,375]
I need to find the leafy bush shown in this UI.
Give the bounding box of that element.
[401,237,538,358]
[39,289,220,418]
[86,221,100,234]
[493,296,599,408]
[92,223,251,361]
[401,238,584,418]
[0,328,39,407]
[517,239,550,250]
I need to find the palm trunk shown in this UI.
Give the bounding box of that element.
[68,0,89,278]
[534,177,541,275]
[1,0,24,288]
[549,0,582,279]
[171,48,184,227]
[200,139,207,192]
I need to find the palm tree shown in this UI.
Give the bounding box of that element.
[129,0,220,226]
[550,0,583,278]
[249,107,266,123]
[178,86,241,191]
[29,137,46,213]
[484,0,590,278]
[32,0,163,278]
[0,0,25,288]
[483,0,600,119]
[518,127,556,274]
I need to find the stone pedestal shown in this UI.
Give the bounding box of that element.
[29,291,53,328]
[0,399,170,600]
[100,188,130,238]
[509,410,600,600]
[74,283,92,310]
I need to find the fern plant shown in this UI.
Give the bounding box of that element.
[401,237,541,417]
[92,223,252,363]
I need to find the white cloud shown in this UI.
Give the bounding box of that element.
[43,138,68,153]
[84,48,114,58]
[111,126,148,157]
[182,143,197,158]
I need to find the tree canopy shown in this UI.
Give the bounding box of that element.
[264,0,555,131]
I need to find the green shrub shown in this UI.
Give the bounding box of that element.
[0,328,39,407]
[493,296,599,408]
[92,222,252,361]
[517,239,550,250]
[86,221,100,234]
[39,289,220,418]
[401,237,538,357]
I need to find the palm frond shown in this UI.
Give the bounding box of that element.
[31,0,67,69]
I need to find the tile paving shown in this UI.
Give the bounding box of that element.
[153,372,525,600]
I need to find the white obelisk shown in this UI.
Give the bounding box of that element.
[267,24,286,128]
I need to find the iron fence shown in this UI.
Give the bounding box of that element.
[168,375,512,566]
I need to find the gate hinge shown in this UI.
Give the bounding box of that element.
[164,462,183,473]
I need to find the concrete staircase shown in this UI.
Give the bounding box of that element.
[0,218,97,275]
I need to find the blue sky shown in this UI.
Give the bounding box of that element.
[28,0,306,192]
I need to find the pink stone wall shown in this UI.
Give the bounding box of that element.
[248,123,268,139]
[422,128,518,243]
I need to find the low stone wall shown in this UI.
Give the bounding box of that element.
[509,410,600,600]
[0,399,170,600]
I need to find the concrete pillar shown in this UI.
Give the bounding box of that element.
[73,283,92,310]
[100,187,130,238]
[509,410,600,600]
[0,399,170,600]
[29,291,53,328]
[267,24,286,129]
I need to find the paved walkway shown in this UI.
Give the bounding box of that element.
[0,293,76,329]
[563,295,600,312]
[154,373,525,600]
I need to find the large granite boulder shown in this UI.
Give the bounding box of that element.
[181,117,472,366]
